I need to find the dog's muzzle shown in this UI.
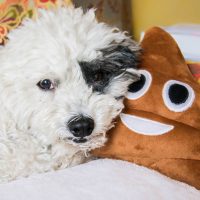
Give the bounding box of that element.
[67,115,94,143]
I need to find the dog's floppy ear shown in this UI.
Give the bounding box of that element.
[100,39,141,70]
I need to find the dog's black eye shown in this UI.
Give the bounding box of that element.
[79,61,113,92]
[93,71,109,83]
[37,79,54,90]
[94,72,103,82]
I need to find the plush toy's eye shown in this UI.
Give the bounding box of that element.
[126,70,152,100]
[162,80,195,112]
[37,79,54,91]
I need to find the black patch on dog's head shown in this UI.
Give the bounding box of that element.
[79,42,141,93]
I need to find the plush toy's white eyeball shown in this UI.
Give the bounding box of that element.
[126,70,152,100]
[162,80,195,112]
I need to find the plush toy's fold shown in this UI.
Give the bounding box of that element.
[92,27,200,189]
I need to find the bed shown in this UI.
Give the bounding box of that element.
[0,159,199,200]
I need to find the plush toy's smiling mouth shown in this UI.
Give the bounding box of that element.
[120,113,174,136]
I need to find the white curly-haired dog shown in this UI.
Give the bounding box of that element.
[0,6,140,182]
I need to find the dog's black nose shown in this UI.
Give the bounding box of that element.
[68,116,94,138]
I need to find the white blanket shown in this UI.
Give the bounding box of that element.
[0,159,199,200]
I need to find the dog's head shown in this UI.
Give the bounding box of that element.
[0,7,141,151]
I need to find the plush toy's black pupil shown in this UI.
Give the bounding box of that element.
[168,83,189,104]
[128,74,146,93]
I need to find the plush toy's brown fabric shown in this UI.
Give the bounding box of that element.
[92,27,200,189]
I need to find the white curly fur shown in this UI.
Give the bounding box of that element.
[0,6,140,182]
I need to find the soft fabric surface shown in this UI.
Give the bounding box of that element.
[0,0,71,45]
[0,159,199,200]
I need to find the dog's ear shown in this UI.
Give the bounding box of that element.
[100,39,141,70]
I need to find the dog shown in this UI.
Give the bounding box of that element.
[0,6,140,182]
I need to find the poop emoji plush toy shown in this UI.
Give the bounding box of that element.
[93,27,200,189]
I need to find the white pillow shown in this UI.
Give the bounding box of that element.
[0,159,199,200]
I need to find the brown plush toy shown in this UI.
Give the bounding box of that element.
[92,27,200,189]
